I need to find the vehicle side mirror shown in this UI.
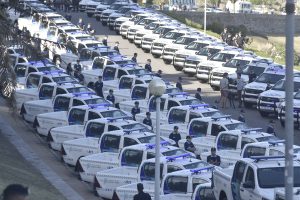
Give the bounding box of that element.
[243,181,254,189]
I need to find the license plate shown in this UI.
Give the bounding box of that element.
[261,106,274,110]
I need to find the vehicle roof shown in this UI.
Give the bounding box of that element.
[122,143,179,152]
[232,54,257,61]
[220,129,274,139]
[67,31,91,38]
[194,116,241,125]
[242,157,300,168]
[80,39,102,45]
[72,104,120,111]
[262,66,285,75]
[165,167,213,180]
[120,74,160,81]
[102,129,154,138]
[29,71,69,78]
[58,93,99,99]
[87,118,139,126]
[145,155,207,166]
[245,141,300,152]
[40,82,83,88]
[168,104,219,113]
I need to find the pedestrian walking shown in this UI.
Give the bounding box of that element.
[78,18,85,30]
[169,126,181,147]
[94,76,103,97]
[144,59,152,72]
[195,88,202,101]
[114,42,120,53]
[219,73,229,109]
[248,69,257,83]
[207,147,221,166]
[102,35,108,46]
[220,28,229,43]
[131,101,141,120]
[176,76,183,91]
[133,183,151,200]
[238,109,245,122]
[266,120,276,136]
[143,112,152,129]
[236,73,245,108]
[2,184,29,200]
[106,89,115,106]
[132,53,138,63]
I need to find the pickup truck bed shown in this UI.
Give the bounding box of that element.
[116,181,154,200]
[15,88,38,109]
[23,99,53,123]
[36,111,68,136]
[96,167,139,199]
[79,152,119,183]
[50,125,85,151]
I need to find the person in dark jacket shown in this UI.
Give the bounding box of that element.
[2,184,29,200]
[143,112,152,128]
[106,89,115,105]
[94,76,103,97]
[155,70,162,78]
[132,53,138,63]
[133,183,151,200]
[195,88,202,101]
[144,59,152,72]
[248,69,257,83]
[176,77,183,91]
[113,42,120,53]
[131,101,141,120]
[207,147,221,166]
[102,35,108,46]
[184,136,196,153]
[169,126,181,147]
[266,120,276,136]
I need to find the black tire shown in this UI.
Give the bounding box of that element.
[211,86,219,91]
[152,54,160,58]
[121,35,126,39]
[259,110,269,117]
[199,79,207,83]
[102,22,107,26]
[143,49,150,53]
[109,26,114,30]
[174,65,183,71]
[128,39,133,43]
[163,59,172,64]
[243,101,252,108]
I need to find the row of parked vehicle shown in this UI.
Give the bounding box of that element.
[6,0,299,200]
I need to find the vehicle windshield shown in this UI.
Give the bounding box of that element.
[85,43,103,48]
[202,111,223,118]
[109,4,123,10]
[185,42,209,50]
[153,26,163,34]
[174,37,196,45]
[145,22,158,30]
[121,123,149,131]
[52,76,77,83]
[38,65,60,72]
[66,87,90,93]
[225,122,249,130]
[256,136,279,142]
[241,65,266,75]
[272,80,300,92]
[223,59,251,69]
[197,47,221,58]
[179,99,202,105]
[100,110,128,118]
[255,73,284,84]
[115,60,134,65]
[183,161,210,169]
[138,136,167,143]
[64,28,80,33]
[257,167,300,188]
[294,92,300,100]
[162,149,189,156]
[166,87,181,94]
[210,52,236,62]
[84,98,108,105]
[127,68,148,75]
[162,32,184,40]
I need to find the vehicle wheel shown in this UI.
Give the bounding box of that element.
[109,26,114,30]
[163,60,172,64]
[243,101,252,108]
[121,35,126,39]
[199,79,207,83]
[102,22,107,26]
[87,13,92,17]
[174,65,182,71]
[115,30,120,35]
[96,17,100,21]
[143,49,150,53]
[219,192,227,200]
[135,43,140,48]
[128,39,133,43]
[211,86,219,91]
[259,110,268,117]
[152,54,160,58]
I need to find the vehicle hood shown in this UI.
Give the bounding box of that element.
[120,20,134,26]
[115,17,131,22]
[96,4,110,9]
[199,60,224,68]
[153,38,173,45]
[79,0,93,6]
[136,29,152,35]
[109,12,123,18]
[244,82,267,91]
[102,9,115,14]
[212,67,236,74]
[142,34,160,40]
[176,49,197,56]
[185,54,207,62]
[86,1,101,6]
[164,43,185,50]
[128,24,144,30]
[259,90,285,99]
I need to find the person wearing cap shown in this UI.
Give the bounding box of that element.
[195,88,202,101]
[238,109,245,123]
[145,59,152,72]
[133,183,151,200]
[143,112,152,128]
[131,101,141,120]
[114,42,120,53]
[266,120,276,136]
[106,89,115,106]
[176,77,183,91]
[132,53,138,63]
[169,126,181,147]
[207,147,221,166]
[2,184,29,200]
[184,136,196,153]
[94,76,103,97]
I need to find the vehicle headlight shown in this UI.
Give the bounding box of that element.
[16,83,25,89]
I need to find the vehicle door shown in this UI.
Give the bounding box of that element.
[102,66,116,81]
[188,120,208,137]
[240,166,260,200]
[216,133,238,151]
[193,186,215,200]
[53,96,71,111]
[38,84,55,100]
[26,74,41,88]
[120,148,143,167]
[167,100,180,110]
[168,108,187,124]
[210,123,226,138]
[92,57,105,69]
[85,122,105,138]
[131,86,147,100]
[100,134,121,153]
[68,108,87,125]
[14,64,27,78]
[116,69,127,79]
[231,161,247,200]
[242,146,266,158]
[118,77,133,89]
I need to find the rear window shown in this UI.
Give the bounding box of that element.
[121,149,143,166]
[101,135,120,153]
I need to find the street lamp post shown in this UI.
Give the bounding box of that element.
[148,79,166,200]
[204,0,207,33]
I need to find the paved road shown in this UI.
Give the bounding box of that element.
[64,11,300,143]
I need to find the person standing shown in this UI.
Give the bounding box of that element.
[78,18,85,30]
[169,126,181,147]
[131,101,141,120]
[133,183,151,200]
[236,32,246,49]
[144,59,152,72]
[195,88,202,101]
[266,120,276,136]
[106,89,115,106]
[94,76,103,97]
[102,35,108,46]
[114,42,120,53]
[143,112,152,129]
[236,73,245,108]
[132,53,138,63]
[2,184,29,200]
[184,136,196,153]
[176,77,183,91]
[74,60,82,72]
[220,28,229,43]
[207,147,221,166]
[248,69,257,83]
[238,109,245,122]
[219,73,229,109]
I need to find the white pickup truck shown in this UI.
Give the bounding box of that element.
[120,91,202,113]
[200,129,278,167]
[176,115,250,155]
[275,188,300,200]
[159,167,214,200]
[62,129,172,167]
[278,91,300,127]
[17,82,89,110]
[78,141,181,183]
[213,156,300,200]
[114,155,210,200]
[35,104,130,136]
[21,92,108,123]
[49,117,150,151]
[135,102,221,129]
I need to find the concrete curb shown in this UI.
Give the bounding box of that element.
[0,114,84,200]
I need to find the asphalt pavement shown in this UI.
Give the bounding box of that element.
[63,10,300,144]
